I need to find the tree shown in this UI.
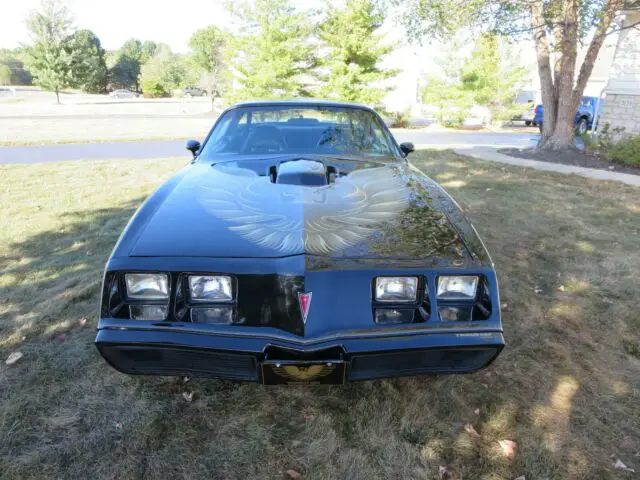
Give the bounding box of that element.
[394,0,640,151]
[318,0,399,106]
[66,29,107,93]
[420,40,474,125]
[141,41,158,64]
[0,64,11,85]
[140,44,188,96]
[24,0,75,104]
[188,25,228,97]
[225,0,316,102]
[109,39,143,90]
[0,49,33,85]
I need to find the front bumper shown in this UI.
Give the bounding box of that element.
[95,326,504,383]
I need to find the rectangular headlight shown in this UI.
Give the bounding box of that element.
[375,277,418,302]
[188,275,233,303]
[125,273,169,300]
[437,276,478,300]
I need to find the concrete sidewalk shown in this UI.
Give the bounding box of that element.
[456,146,640,187]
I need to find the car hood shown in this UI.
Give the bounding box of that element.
[118,158,488,266]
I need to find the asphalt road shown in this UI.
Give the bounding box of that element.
[0,130,539,165]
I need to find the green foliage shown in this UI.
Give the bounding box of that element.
[387,108,412,128]
[0,49,32,85]
[317,0,399,106]
[141,79,168,98]
[0,64,11,85]
[140,45,188,95]
[65,29,108,93]
[109,39,143,90]
[24,0,75,102]
[188,25,228,97]
[460,33,526,111]
[601,135,640,166]
[225,0,316,102]
[140,41,158,64]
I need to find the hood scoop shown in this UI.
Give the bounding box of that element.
[270,159,337,186]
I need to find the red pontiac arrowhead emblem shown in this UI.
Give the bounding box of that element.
[298,292,312,324]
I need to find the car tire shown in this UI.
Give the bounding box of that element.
[525,120,531,126]
[577,118,588,135]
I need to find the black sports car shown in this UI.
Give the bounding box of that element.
[95,100,503,384]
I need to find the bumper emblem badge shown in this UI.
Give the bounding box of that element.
[298,292,312,324]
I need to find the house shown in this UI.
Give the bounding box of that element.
[597,11,640,135]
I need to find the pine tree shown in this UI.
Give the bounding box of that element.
[318,0,398,107]
[225,0,316,102]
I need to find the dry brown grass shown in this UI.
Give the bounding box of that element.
[1,151,639,479]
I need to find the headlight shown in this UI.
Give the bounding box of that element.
[437,276,478,300]
[375,277,418,302]
[125,273,169,299]
[189,275,233,302]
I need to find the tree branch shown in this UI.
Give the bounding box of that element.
[574,0,621,97]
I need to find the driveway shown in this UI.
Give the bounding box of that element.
[0,130,539,165]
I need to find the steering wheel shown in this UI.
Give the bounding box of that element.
[316,126,351,153]
[242,125,288,153]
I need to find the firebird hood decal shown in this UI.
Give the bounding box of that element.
[197,165,411,255]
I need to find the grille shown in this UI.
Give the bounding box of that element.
[101,346,258,381]
[348,348,498,380]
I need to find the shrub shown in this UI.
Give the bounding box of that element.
[601,135,640,166]
[387,109,411,128]
[142,80,169,98]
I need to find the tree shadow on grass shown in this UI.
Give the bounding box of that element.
[0,198,145,346]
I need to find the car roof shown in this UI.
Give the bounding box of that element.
[230,99,375,111]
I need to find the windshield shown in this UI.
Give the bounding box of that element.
[198,105,400,159]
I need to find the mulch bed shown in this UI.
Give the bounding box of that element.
[499,147,640,177]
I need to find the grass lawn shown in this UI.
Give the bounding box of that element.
[1,151,639,479]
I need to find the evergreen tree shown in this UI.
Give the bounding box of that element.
[225,0,316,102]
[318,0,398,106]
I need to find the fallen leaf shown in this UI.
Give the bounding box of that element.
[557,285,566,292]
[481,383,489,389]
[439,465,449,478]
[5,351,23,365]
[115,421,123,429]
[474,408,480,415]
[292,440,302,447]
[613,459,635,472]
[20,336,26,342]
[285,469,302,479]
[86,251,94,256]
[182,391,194,403]
[464,423,481,438]
[182,376,191,383]
[486,188,492,192]
[501,303,508,310]
[534,287,543,294]
[79,317,88,327]
[514,476,526,480]
[499,439,517,458]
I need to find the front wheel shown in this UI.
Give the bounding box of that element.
[576,118,588,135]
[525,120,531,126]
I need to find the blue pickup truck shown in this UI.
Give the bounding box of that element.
[534,96,600,134]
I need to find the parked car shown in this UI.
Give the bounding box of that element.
[184,87,207,97]
[534,96,599,134]
[95,99,504,385]
[109,89,139,99]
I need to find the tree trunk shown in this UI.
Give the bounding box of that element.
[531,0,620,151]
[55,89,60,105]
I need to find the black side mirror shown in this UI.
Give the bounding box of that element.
[400,142,415,156]
[185,139,201,157]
